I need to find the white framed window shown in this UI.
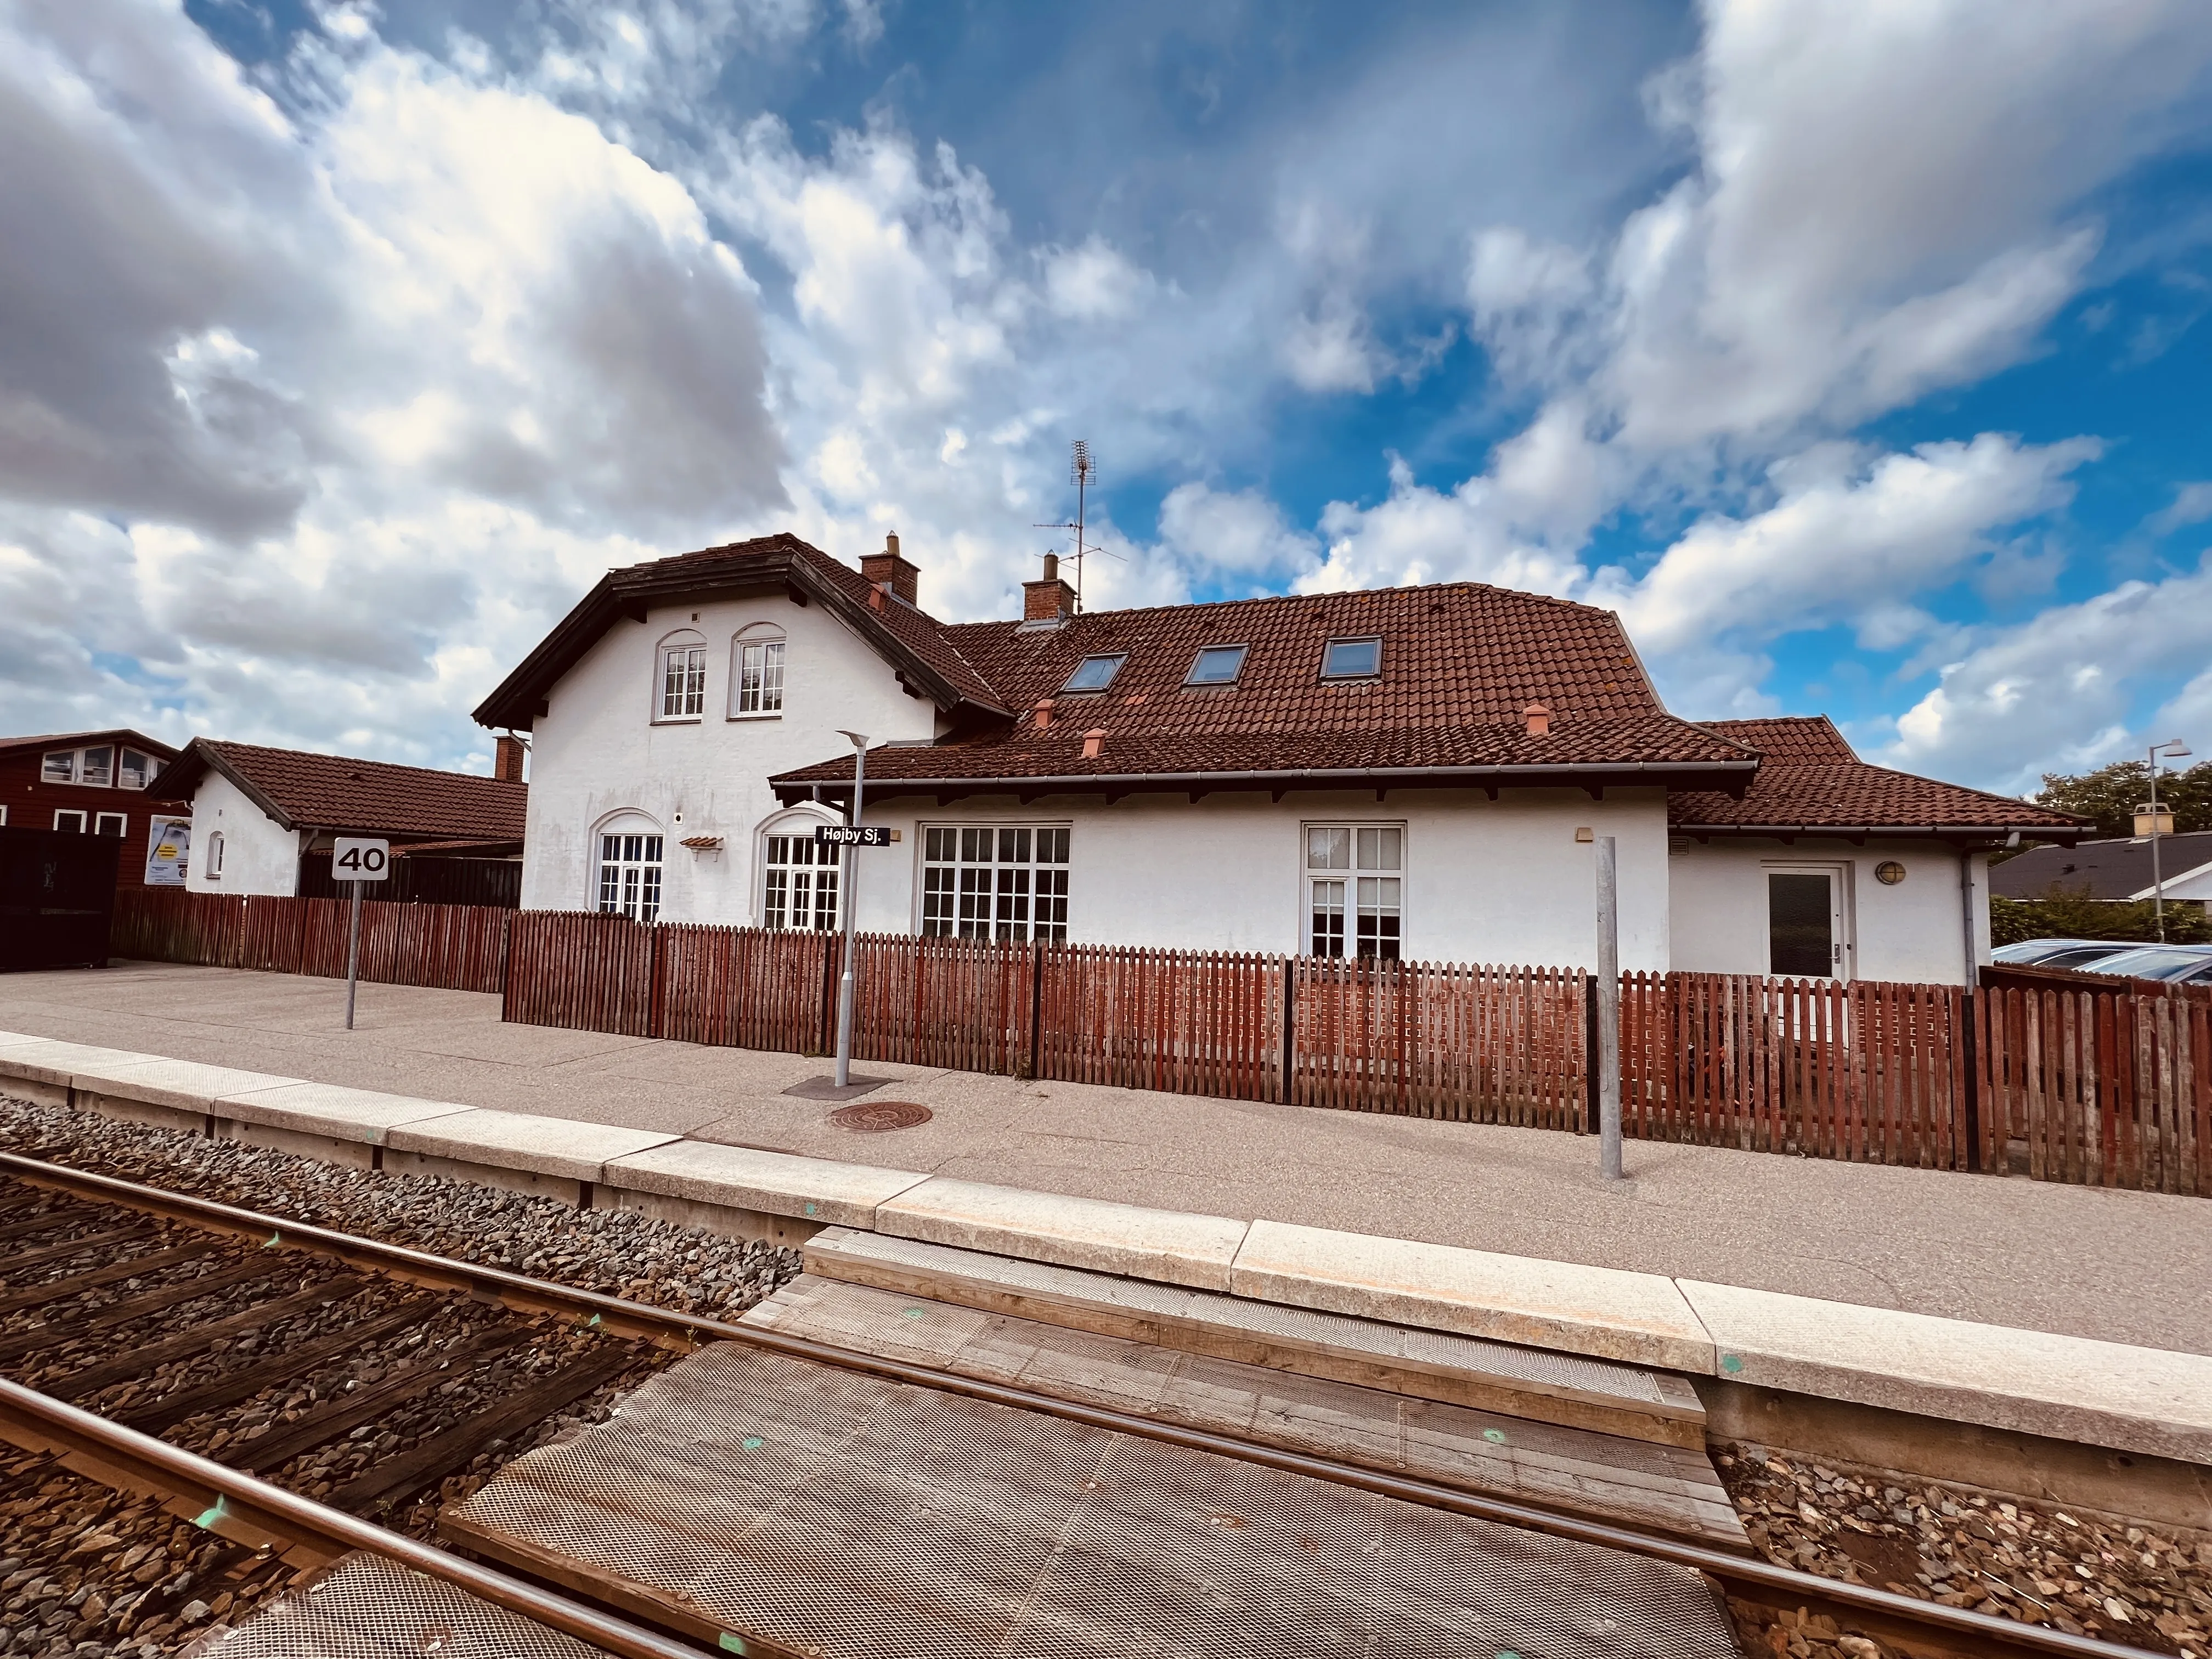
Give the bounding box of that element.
[656,630,707,721]
[78,746,113,788]
[118,749,153,790]
[1306,824,1403,960]
[0,806,7,825]
[763,832,839,931]
[41,752,75,784]
[94,812,126,836]
[206,831,225,879]
[597,832,663,922]
[921,826,1070,943]
[732,628,786,718]
[53,809,87,833]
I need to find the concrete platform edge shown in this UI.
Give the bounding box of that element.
[2,1027,2203,1470]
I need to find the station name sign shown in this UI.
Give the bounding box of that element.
[815,825,893,848]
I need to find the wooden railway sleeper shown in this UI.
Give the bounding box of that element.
[47,1276,368,1402]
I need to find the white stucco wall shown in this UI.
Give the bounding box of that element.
[186,772,303,896]
[840,785,1672,970]
[1668,838,1987,985]
[520,592,938,922]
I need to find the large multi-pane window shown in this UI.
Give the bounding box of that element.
[921,826,1070,943]
[735,638,785,715]
[763,833,839,931]
[597,833,663,922]
[1307,825,1402,960]
[659,646,706,719]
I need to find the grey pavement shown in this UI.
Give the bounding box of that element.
[2,960,2205,1356]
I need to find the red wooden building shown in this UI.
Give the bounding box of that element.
[0,730,181,889]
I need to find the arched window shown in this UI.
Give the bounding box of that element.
[758,810,838,931]
[730,623,785,718]
[206,831,226,880]
[656,629,706,721]
[595,815,663,922]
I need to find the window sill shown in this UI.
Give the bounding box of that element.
[727,711,783,721]
[651,716,704,726]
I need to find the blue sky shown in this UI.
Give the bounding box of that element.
[4,0,2210,793]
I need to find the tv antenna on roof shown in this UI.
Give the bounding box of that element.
[1033,438,1120,613]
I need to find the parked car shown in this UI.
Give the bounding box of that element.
[1989,938,2147,969]
[2075,944,2212,983]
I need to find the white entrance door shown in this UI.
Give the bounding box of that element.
[1766,865,1852,980]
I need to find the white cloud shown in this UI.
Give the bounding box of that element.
[1156,484,1319,583]
[2148,481,2212,535]
[1617,434,2100,654]
[1882,553,2212,791]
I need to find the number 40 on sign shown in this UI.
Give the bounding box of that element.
[332,837,391,881]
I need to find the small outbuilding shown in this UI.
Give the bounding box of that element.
[144,739,528,899]
[1990,828,2212,915]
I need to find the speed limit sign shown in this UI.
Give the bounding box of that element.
[332,837,391,881]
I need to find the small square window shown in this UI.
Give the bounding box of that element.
[1322,637,1381,679]
[1184,644,1248,686]
[1061,654,1126,693]
[53,810,87,833]
[94,812,126,836]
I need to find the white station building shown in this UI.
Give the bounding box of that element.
[474,534,2082,985]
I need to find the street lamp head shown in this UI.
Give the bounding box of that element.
[837,730,870,751]
[2152,737,2191,759]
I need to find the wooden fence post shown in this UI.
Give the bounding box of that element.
[1280,958,1296,1107]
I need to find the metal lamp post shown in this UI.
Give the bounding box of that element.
[2147,738,2192,943]
[833,731,870,1088]
[1595,834,1622,1181]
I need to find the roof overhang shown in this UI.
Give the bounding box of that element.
[472,537,1010,731]
[143,742,297,827]
[1670,822,2085,847]
[775,758,1759,806]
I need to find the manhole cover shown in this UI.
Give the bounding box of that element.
[829,1101,933,1132]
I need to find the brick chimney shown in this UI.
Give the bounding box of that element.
[1024,552,1077,627]
[1081,728,1106,759]
[1521,702,1551,737]
[494,734,527,782]
[860,531,920,606]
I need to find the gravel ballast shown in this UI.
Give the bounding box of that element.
[0,1096,802,1320]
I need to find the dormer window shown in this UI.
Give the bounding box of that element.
[1060,654,1126,693]
[657,631,706,721]
[80,746,113,788]
[1184,644,1248,686]
[1321,637,1382,680]
[119,749,153,789]
[41,752,74,783]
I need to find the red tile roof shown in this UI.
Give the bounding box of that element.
[148,740,526,841]
[1671,718,2084,838]
[774,583,1757,793]
[473,534,1008,730]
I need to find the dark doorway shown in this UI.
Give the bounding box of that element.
[1768,871,1837,978]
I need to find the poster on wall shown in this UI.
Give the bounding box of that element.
[144,817,190,887]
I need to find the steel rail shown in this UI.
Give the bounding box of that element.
[0,1152,2154,1659]
[0,1376,739,1659]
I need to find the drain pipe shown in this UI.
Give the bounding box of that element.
[1959,848,1977,984]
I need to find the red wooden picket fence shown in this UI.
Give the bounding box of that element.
[105,891,2211,1195]
[111,888,507,995]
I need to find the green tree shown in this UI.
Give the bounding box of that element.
[2032,759,2212,840]
[1991,893,2212,947]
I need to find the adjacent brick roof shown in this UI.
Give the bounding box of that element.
[1990,830,2212,900]
[146,740,526,842]
[1671,718,2085,839]
[774,584,1757,793]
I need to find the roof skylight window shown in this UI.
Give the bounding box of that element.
[1321,637,1383,679]
[1061,653,1127,693]
[1184,644,1249,686]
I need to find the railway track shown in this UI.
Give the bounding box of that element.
[0,1147,2167,1659]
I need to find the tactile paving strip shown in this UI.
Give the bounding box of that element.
[809,1227,1695,1410]
[184,1552,609,1659]
[449,1342,1741,1659]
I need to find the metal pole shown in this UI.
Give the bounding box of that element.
[344,878,363,1030]
[1595,834,1622,1181]
[2148,744,2165,944]
[833,743,867,1088]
